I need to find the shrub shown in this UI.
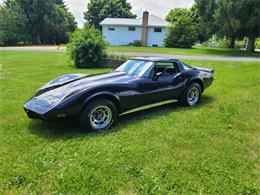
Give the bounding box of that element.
[67,25,107,68]
[130,40,142,47]
[164,16,198,48]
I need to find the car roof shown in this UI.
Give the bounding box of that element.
[132,57,180,62]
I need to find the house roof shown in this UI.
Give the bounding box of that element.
[100,15,170,27]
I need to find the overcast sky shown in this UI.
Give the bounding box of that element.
[0,0,195,27]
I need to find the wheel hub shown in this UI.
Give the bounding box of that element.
[89,105,112,130]
[187,87,199,106]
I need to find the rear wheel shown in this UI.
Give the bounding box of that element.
[179,83,202,106]
[80,99,118,132]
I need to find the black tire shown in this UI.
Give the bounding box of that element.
[179,83,202,107]
[80,99,118,132]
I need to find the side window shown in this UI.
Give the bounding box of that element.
[154,62,178,76]
[108,27,115,31]
[154,28,162,33]
[156,62,173,66]
[128,26,136,31]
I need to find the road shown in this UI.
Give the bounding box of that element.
[1,46,259,62]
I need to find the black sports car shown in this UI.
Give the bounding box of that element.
[24,57,214,131]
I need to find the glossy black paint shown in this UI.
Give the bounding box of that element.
[24,58,214,121]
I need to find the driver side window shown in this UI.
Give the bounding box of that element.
[151,62,178,77]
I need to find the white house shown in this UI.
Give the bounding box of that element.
[100,11,170,47]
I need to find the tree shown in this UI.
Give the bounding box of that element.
[0,0,30,45]
[239,0,260,52]
[213,0,242,48]
[166,8,191,24]
[0,0,76,45]
[195,0,260,51]
[189,4,211,43]
[16,0,77,44]
[164,16,198,48]
[166,7,210,44]
[195,0,217,42]
[67,24,107,68]
[84,0,136,29]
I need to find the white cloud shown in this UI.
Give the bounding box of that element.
[129,0,194,18]
[0,0,195,27]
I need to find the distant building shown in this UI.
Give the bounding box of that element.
[100,11,170,47]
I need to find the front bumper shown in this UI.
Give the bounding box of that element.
[23,97,82,121]
[23,97,58,121]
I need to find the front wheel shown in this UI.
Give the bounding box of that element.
[80,99,118,132]
[179,83,202,106]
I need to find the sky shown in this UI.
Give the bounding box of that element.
[0,0,195,27]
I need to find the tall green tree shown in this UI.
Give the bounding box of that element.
[189,4,211,43]
[166,7,210,44]
[239,0,260,52]
[15,0,77,44]
[84,0,136,29]
[214,0,241,48]
[165,16,198,48]
[195,0,217,40]
[0,0,29,45]
[166,8,192,24]
[0,0,76,45]
[195,0,260,51]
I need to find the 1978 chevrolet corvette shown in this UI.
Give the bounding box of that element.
[24,57,214,131]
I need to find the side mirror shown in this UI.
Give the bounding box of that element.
[153,72,163,81]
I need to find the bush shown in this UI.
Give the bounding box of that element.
[67,25,107,68]
[164,16,198,48]
[130,40,142,47]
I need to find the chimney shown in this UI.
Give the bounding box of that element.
[141,11,149,47]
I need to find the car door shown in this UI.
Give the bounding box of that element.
[140,62,184,104]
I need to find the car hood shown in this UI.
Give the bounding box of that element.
[32,71,135,107]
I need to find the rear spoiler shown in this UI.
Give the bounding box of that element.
[194,66,214,74]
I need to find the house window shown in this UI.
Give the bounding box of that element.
[128,26,136,31]
[154,28,162,33]
[108,27,115,31]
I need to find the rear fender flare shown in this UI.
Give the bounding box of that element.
[185,77,204,93]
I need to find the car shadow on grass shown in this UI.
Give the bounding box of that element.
[28,95,215,140]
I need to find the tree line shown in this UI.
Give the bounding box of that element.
[0,0,259,52]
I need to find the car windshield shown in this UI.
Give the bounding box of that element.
[115,60,154,77]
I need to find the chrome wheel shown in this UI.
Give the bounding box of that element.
[89,105,112,130]
[187,87,199,106]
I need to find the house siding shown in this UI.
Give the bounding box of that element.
[102,25,168,47]
[147,27,168,47]
[102,25,142,46]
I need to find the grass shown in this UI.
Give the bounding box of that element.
[0,51,260,194]
[108,46,260,57]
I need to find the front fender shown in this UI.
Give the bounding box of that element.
[83,91,122,113]
[84,92,120,104]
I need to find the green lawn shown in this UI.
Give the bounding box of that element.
[108,46,260,57]
[0,51,259,194]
